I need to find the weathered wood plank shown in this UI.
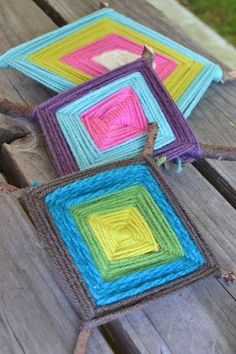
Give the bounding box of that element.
[44,0,236,206]
[1,116,57,187]
[165,165,236,272]
[0,192,113,354]
[0,0,57,185]
[0,114,57,187]
[116,277,236,354]
[0,0,53,49]
[143,277,236,354]
[0,173,6,181]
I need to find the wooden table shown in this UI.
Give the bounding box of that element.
[0,1,236,353]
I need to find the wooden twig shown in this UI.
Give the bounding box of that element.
[219,270,236,286]
[0,98,33,119]
[0,181,20,193]
[199,143,236,161]
[99,2,109,8]
[221,71,236,84]
[74,329,92,354]
[142,123,158,157]
[142,45,155,64]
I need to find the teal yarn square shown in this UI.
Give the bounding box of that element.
[56,72,175,170]
[0,8,223,118]
[45,164,205,306]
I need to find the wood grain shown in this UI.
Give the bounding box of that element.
[0,192,113,354]
[0,0,58,185]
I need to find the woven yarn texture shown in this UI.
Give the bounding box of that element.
[33,59,200,176]
[22,156,219,327]
[0,8,223,118]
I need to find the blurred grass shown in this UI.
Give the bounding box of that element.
[178,0,236,46]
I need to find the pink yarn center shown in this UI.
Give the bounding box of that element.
[61,34,177,81]
[80,87,148,151]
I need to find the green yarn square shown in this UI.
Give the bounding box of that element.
[70,185,184,280]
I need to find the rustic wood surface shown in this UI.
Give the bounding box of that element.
[0,192,113,354]
[0,0,236,353]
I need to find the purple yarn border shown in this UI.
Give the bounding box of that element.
[33,59,200,176]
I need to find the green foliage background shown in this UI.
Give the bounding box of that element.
[179,0,236,46]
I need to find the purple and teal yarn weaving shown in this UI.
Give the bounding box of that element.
[22,152,220,324]
[0,8,223,118]
[33,59,200,176]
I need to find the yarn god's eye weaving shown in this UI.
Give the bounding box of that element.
[22,153,220,328]
[33,59,200,176]
[0,8,223,118]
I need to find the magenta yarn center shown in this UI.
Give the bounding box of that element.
[80,87,148,151]
[60,34,177,80]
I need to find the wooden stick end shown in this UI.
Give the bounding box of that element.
[142,45,155,63]
[99,2,109,8]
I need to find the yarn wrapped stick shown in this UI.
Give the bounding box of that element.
[141,46,236,163]
[0,101,236,165]
[0,98,33,119]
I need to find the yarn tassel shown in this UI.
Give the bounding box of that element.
[176,157,182,173]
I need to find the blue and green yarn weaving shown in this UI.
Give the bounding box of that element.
[22,154,219,324]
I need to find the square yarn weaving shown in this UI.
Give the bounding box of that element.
[32,59,200,175]
[0,8,223,118]
[22,154,220,326]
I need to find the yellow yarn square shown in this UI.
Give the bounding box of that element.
[28,19,203,101]
[88,206,159,261]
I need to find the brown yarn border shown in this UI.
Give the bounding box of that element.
[21,156,220,328]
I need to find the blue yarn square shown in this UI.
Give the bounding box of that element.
[45,164,205,306]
